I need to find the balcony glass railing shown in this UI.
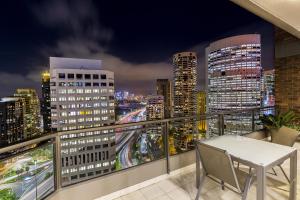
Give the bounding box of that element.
[0,106,279,200]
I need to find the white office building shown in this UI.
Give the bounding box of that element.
[50,57,116,186]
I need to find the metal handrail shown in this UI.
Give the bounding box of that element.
[0,106,274,154]
[0,106,275,200]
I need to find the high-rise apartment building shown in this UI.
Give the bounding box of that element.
[41,71,52,133]
[262,69,275,107]
[14,89,41,138]
[173,52,197,149]
[156,79,172,118]
[49,57,116,186]
[206,34,262,136]
[146,95,164,120]
[0,97,25,147]
[196,91,207,135]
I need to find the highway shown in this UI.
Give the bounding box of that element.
[0,162,54,200]
[119,141,133,168]
[20,176,54,200]
[116,107,146,153]
[115,107,146,143]
[116,107,146,168]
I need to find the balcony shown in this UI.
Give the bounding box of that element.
[108,142,300,200]
[0,106,299,200]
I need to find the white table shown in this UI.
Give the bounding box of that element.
[196,135,297,200]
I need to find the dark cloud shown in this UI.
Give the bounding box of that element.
[0,0,273,97]
[33,0,172,95]
[0,0,173,97]
[31,0,112,43]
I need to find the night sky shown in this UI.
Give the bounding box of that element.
[0,0,274,96]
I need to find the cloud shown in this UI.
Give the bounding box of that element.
[31,0,112,44]
[0,0,173,97]
[0,72,40,96]
[45,38,173,94]
[31,0,173,95]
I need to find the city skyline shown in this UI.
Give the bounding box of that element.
[0,0,274,97]
[0,1,299,200]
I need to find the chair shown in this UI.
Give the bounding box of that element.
[270,126,299,182]
[195,141,254,200]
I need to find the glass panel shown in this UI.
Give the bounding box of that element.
[60,122,166,187]
[0,142,55,200]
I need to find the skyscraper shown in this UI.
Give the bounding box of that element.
[262,69,275,107]
[206,34,262,136]
[50,57,115,131]
[196,91,206,135]
[0,97,25,147]
[14,88,41,138]
[173,52,197,149]
[146,95,164,120]
[41,71,51,133]
[156,79,172,118]
[49,57,116,185]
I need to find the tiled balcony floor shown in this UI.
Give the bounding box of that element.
[113,142,300,200]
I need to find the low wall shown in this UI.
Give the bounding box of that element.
[47,150,195,200]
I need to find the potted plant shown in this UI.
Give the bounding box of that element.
[259,110,298,136]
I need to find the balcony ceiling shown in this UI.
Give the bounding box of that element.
[231,0,300,38]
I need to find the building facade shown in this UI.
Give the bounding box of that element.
[146,95,164,120]
[0,97,25,147]
[206,34,262,136]
[49,57,116,186]
[156,79,172,118]
[173,52,197,149]
[41,71,52,133]
[196,91,207,136]
[14,89,41,138]
[262,69,275,107]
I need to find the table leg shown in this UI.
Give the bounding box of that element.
[289,150,297,200]
[256,165,266,200]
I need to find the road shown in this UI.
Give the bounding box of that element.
[119,141,133,168]
[116,107,146,168]
[115,107,146,153]
[0,160,52,184]
[0,163,54,200]
[115,107,146,143]
[20,176,54,200]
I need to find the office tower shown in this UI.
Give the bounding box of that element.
[14,88,41,138]
[156,79,172,118]
[173,52,197,149]
[206,34,262,136]
[49,57,116,186]
[262,69,275,107]
[0,97,25,147]
[146,95,164,120]
[41,71,52,133]
[196,91,207,135]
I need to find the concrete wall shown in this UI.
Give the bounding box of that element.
[47,150,195,200]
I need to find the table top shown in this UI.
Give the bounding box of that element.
[203,135,297,167]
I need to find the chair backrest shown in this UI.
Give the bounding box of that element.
[271,126,299,147]
[196,141,240,191]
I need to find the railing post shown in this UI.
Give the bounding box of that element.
[164,121,170,174]
[195,143,200,188]
[251,110,255,132]
[55,135,62,190]
[218,114,224,136]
